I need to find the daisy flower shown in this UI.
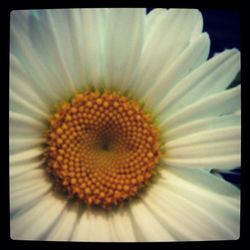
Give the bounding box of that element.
[10,8,241,241]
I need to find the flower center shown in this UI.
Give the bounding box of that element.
[45,91,162,208]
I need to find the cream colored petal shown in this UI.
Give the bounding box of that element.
[10,159,45,177]
[156,49,240,116]
[165,127,240,148]
[10,147,44,165]
[109,208,136,241]
[10,11,63,104]
[164,155,240,169]
[132,9,205,99]
[160,85,241,131]
[27,10,76,96]
[9,111,45,132]
[143,33,210,110]
[190,11,203,39]
[10,169,48,194]
[10,9,110,97]
[36,9,108,92]
[72,210,115,242]
[10,54,51,112]
[166,140,240,158]
[11,192,67,240]
[129,201,175,241]
[164,126,241,169]
[46,203,80,241]
[144,8,168,34]
[143,166,240,240]
[10,90,49,121]
[9,111,46,155]
[164,114,240,141]
[104,8,145,92]
[234,110,241,115]
[10,170,52,214]
[76,8,109,89]
[10,138,46,155]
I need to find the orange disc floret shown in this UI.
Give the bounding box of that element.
[45,91,162,208]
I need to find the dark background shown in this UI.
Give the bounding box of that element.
[200,9,240,58]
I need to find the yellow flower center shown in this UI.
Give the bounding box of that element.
[45,91,162,208]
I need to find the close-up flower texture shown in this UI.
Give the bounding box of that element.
[10,8,241,241]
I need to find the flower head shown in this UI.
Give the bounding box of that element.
[10,8,241,241]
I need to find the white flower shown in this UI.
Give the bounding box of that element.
[10,8,241,241]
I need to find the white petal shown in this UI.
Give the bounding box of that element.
[143,167,240,240]
[10,90,49,121]
[34,9,108,92]
[109,208,136,241]
[77,9,108,88]
[11,192,67,240]
[144,8,168,33]
[164,126,241,169]
[166,127,241,148]
[190,11,203,39]
[143,9,202,70]
[10,111,45,132]
[129,201,174,241]
[234,110,241,115]
[10,159,45,177]
[10,138,46,155]
[27,10,77,96]
[104,8,145,92]
[142,33,210,109]
[10,10,30,33]
[10,169,48,194]
[132,9,205,99]
[163,166,240,212]
[9,111,45,157]
[46,203,80,241]
[10,171,52,214]
[72,210,115,242]
[9,112,46,152]
[10,54,51,112]
[160,85,241,130]
[166,140,240,158]
[164,113,241,141]
[10,11,63,104]
[10,9,109,99]
[164,155,240,169]
[10,147,44,165]
[156,49,240,116]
